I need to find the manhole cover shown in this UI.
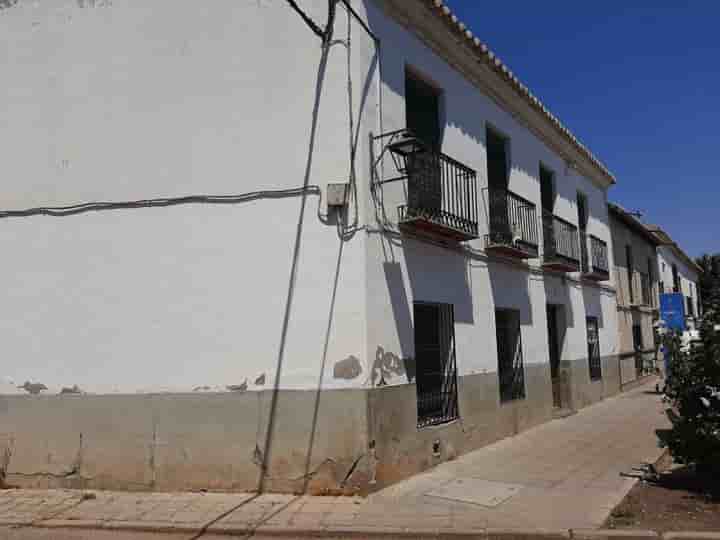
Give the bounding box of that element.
[425,478,523,507]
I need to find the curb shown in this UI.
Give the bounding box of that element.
[24,522,720,540]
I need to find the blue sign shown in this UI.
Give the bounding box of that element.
[660,292,686,332]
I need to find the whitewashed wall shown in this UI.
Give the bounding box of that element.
[657,246,700,317]
[0,0,375,394]
[0,0,618,399]
[360,0,617,386]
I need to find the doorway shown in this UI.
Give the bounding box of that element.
[405,69,442,219]
[546,304,563,408]
[486,127,510,243]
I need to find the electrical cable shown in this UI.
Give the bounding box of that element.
[0,186,322,220]
[258,0,338,494]
[284,0,325,39]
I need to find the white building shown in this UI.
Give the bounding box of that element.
[646,225,702,326]
[1,0,620,493]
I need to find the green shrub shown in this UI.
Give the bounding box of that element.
[658,302,720,477]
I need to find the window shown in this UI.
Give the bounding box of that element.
[626,245,634,304]
[540,165,555,213]
[414,302,459,428]
[486,128,512,245]
[495,309,525,402]
[405,69,441,149]
[672,264,680,293]
[486,127,509,191]
[659,281,665,294]
[647,257,655,306]
[405,70,443,220]
[576,192,588,231]
[577,192,589,270]
[687,296,695,317]
[586,317,602,381]
[632,324,643,351]
[540,165,556,259]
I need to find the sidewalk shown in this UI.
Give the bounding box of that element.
[0,381,669,538]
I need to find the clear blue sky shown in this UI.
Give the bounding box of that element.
[447,1,719,258]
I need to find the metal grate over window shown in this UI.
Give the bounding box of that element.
[414,302,459,428]
[495,309,526,403]
[587,316,602,381]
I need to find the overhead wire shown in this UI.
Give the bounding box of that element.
[0,187,323,219]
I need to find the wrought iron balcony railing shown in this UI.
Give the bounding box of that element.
[542,211,580,272]
[372,130,478,242]
[483,187,539,259]
[581,233,609,281]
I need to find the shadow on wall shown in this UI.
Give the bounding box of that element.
[582,285,604,329]
[488,263,533,326]
[376,236,474,386]
[259,2,379,496]
[383,262,413,360]
[542,275,575,329]
[381,262,416,385]
[403,238,474,324]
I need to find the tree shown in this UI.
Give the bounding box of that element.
[658,261,720,478]
[696,253,720,314]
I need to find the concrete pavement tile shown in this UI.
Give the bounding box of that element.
[663,534,720,540]
[486,528,571,540]
[285,513,327,527]
[170,512,220,525]
[205,523,253,536]
[101,520,201,534]
[573,529,660,540]
[0,518,33,526]
[35,518,106,529]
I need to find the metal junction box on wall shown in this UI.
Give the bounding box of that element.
[326,183,348,208]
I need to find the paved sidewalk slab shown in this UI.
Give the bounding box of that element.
[370,380,669,530]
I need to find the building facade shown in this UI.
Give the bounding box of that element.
[1,0,621,493]
[647,226,702,328]
[608,203,660,388]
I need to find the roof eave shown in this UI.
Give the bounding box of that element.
[419,0,616,187]
[608,203,661,246]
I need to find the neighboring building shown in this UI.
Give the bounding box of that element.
[0,0,620,494]
[646,225,702,328]
[608,203,660,387]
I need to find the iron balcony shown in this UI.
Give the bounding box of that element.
[542,210,580,272]
[483,187,539,259]
[581,234,610,281]
[383,131,478,242]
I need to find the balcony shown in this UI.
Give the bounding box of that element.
[581,234,609,281]
[375,130,478,242]
[541,211,580,272]
[483,187,539,259]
